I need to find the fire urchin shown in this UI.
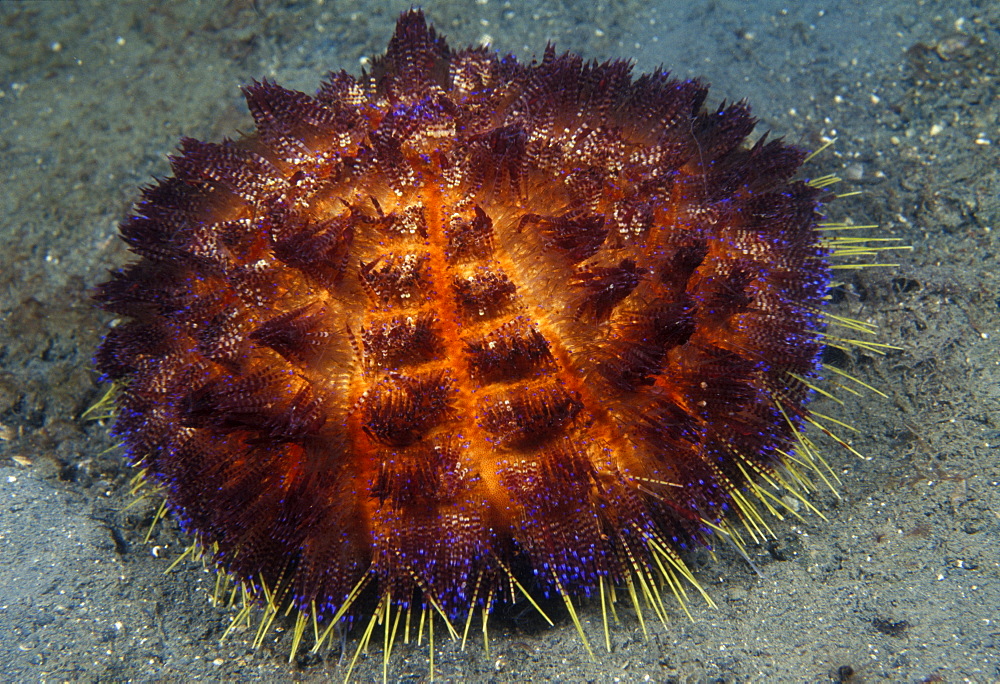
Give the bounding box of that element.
[94,8,885,677]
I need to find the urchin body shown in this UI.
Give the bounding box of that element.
[95,10,828,638]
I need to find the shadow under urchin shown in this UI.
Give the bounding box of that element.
[94,7,834,664]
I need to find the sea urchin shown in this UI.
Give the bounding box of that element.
[96,8,844,670]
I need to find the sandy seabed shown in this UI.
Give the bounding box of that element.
[1,1,997,681]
